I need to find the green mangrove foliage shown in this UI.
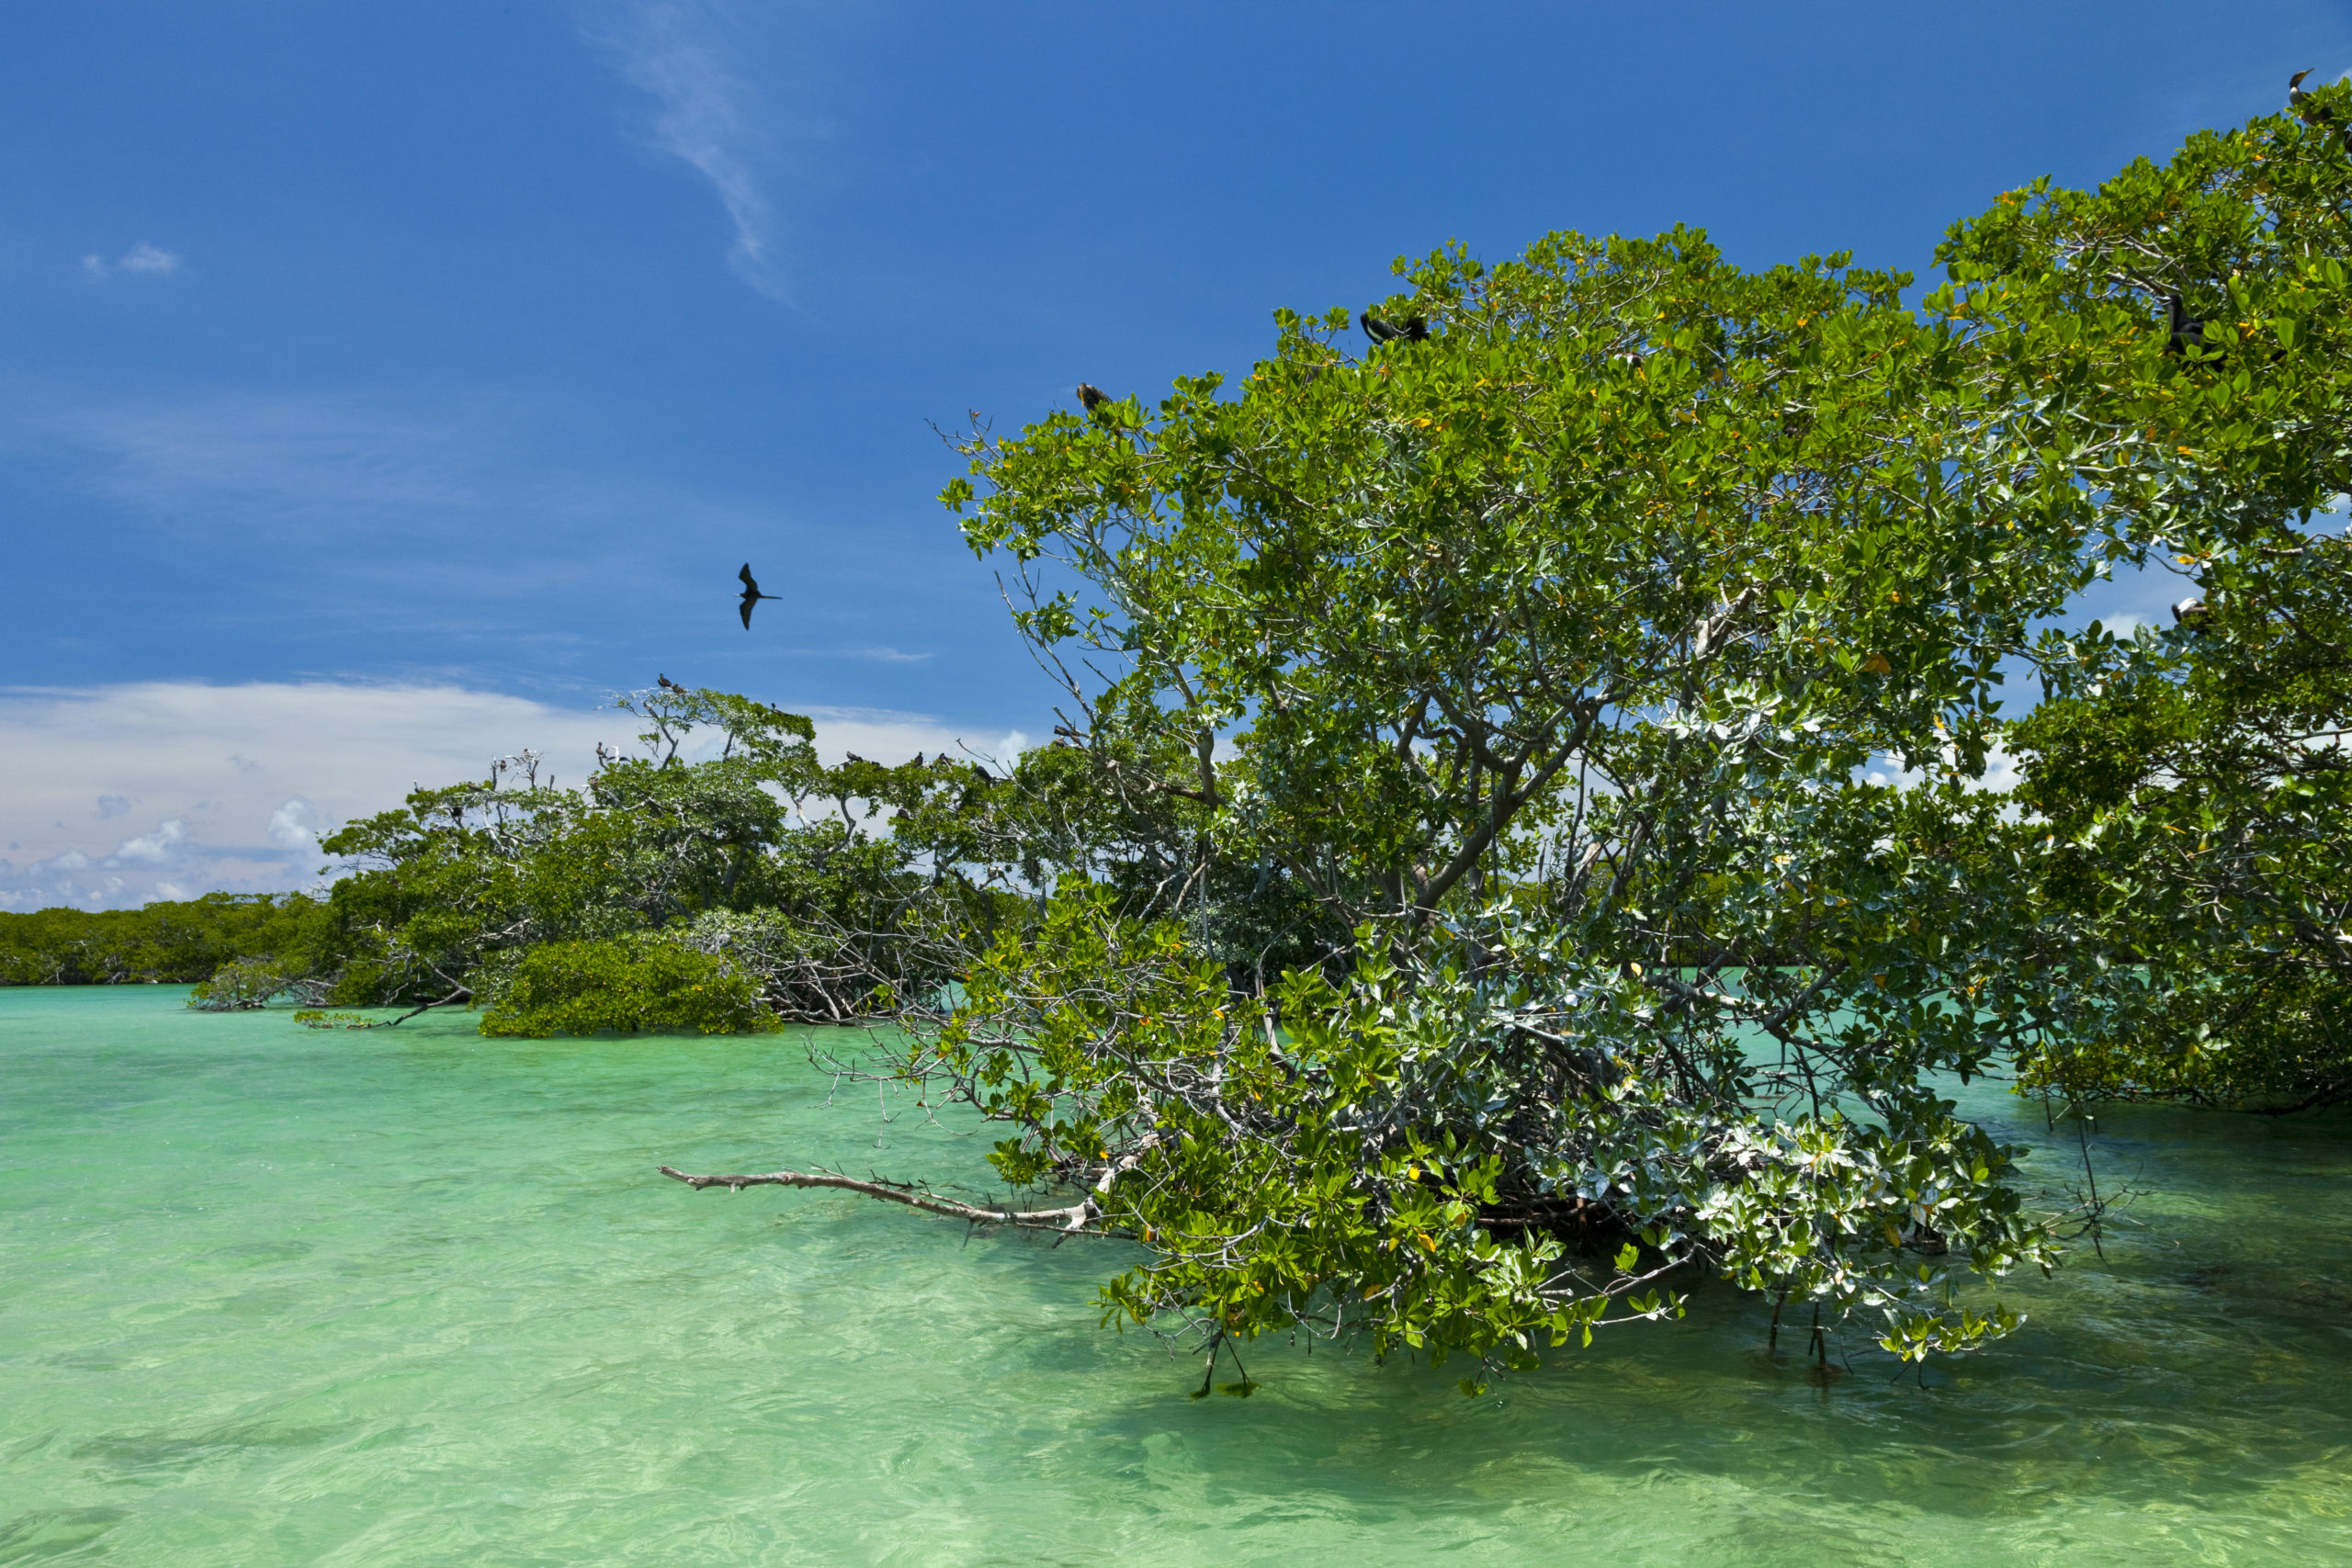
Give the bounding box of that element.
[301,686,1019,1032]
[478,938,782,1038]
[711,100,2352,1389]
[1941,85,2352,1111]
[896,214,2143,1386]
[0,892,331,990]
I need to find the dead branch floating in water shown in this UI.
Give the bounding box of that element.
[655,1164,1120,1233]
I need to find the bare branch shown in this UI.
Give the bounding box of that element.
[656,1164,1122,1234]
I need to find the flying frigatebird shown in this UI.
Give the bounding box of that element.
[737,563,782,629]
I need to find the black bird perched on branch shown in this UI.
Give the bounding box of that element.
[2173,596,2211,627]
[658,673,679,691]
[2165,295,2217,360]
[1361,310,1429,344]
[2290,69,2336,125]
[737,563,782,629]
[1077,382,1111,412]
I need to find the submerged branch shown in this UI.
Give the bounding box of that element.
[655,1164,1123,1234]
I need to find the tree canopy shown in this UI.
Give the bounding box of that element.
[0,891,329,988]
[888,89,2352,1385]
[919,220,2121,1384]
[1939,96,2352,1112]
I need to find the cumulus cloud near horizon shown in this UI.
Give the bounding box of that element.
[0,680,1003,911]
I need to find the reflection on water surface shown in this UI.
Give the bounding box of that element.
[2,986,2347,1565]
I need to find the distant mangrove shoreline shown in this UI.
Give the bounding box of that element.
[0,893,326,988]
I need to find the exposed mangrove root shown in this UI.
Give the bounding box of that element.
[1187,1331,1257,1399]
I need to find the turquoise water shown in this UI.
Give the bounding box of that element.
[4,987,2350,1565]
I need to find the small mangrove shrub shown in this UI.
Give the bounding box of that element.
[479,938,780,1037]
[187,958,292,1010]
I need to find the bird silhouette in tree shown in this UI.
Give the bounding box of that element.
[2291,69,2336,125]
[1361,310,1429,344]
[2173,597,2211,627]
[1077,382,1111,412]
[738,564,782,629]
[2165,295,2219,361]
[658,673,680,691]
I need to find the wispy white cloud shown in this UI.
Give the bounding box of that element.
[0,681,993,909]
[24,389,493,531]
[267,797,319,850]
[0,382,774,594]
[0,845,123,912]
[585,1,797,303]
[119,242,182,275]
[82,242,183,279]
[112,819,187,863]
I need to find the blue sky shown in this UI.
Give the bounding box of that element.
[4,1,2347,908]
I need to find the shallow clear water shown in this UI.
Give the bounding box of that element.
[3,986,2349,1566]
